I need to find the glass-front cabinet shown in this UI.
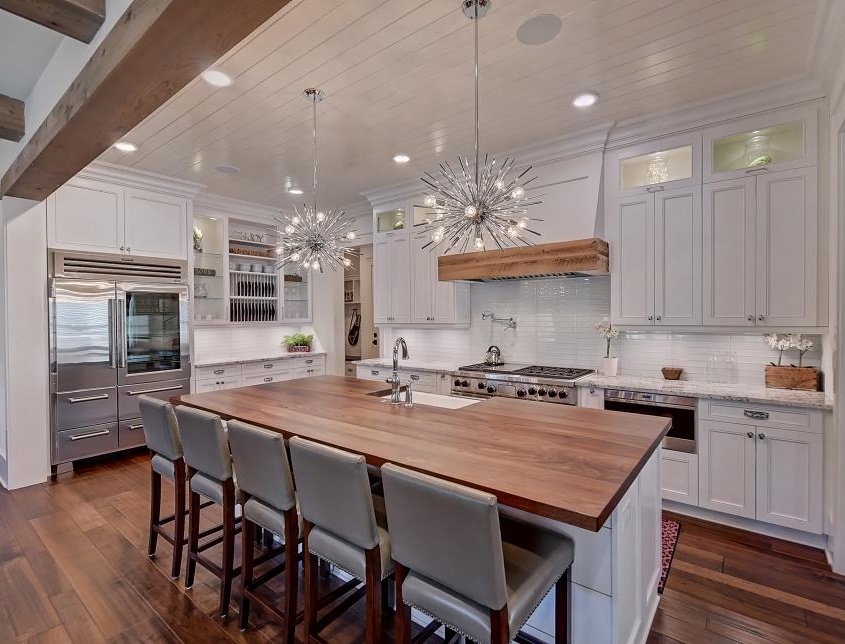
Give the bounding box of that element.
[281,264,311,322]
[192,214,226,324]
[375,207,406,234]
[703,105,817,182]
[607,132,701,196]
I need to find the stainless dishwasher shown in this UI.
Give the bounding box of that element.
[604,389,696,453]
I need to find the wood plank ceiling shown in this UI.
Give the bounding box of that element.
[98,0,824,209]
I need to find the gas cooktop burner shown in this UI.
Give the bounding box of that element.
[512,366,594,379]
[458,362,522,373]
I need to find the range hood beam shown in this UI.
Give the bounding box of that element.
[437,238,609,281]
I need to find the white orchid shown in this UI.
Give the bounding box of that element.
[596,320,619,358]
[763,333,814,367]
[792,334,814,367]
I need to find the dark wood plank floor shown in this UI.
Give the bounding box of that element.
[0,449,843,643]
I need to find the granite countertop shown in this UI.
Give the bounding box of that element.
[352,357,467,374]
[578,374,833,410]
[196,351,326,368]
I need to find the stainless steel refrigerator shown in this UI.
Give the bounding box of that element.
[49,252,191,468]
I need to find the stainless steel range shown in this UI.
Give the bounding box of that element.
[451,363,594,405]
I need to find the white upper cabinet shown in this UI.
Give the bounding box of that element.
[609,194,653,325]
[124,189,188,260]
[374,230,410,324]
[47,178,124,254]
[703,105,817,182]
[411,227,470,325]
[606,132,701,197]
[48,179,189,260]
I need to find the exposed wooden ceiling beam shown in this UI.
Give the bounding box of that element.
[0,93,25,143]
[1,0,292,200]
[0,0,105,43]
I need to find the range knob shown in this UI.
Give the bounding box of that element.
[487,385,496,394]
[478,381,487,390]
[547,389,558,398]
[537,388,547,396]
[559,390,568,399]
[528,387,537,395]
[454,379,462,387]
[461,380,469,388]
[517,389,527,398]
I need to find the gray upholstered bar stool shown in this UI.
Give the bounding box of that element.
[175,406,241,618]
[139,396,189,580]
[381,464,575,644]
[227,420,302,640]
[288,436,393,644]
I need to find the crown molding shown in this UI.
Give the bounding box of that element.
[193,192,280,222]
[79,162,205,198]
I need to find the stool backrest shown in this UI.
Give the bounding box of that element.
[139,396,182,461]
[381,463,508,611]
[288,436,379,550]
[228,420,296,512]
[175,406,232,481]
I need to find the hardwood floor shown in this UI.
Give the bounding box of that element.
[0,449,843,643]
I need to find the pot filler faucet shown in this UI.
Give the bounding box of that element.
[386,337,409,404]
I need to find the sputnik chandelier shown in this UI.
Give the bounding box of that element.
[274,88,357,273]
[421,0,542,254]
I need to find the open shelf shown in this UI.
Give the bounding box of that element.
[228,237,277,248]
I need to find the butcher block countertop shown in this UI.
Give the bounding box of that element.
[174,375,670,532]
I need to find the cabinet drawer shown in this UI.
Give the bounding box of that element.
[118,379,190,420]
[399,370,438,393]
[288,356,324,371]
[56,424,119,463]
[196,364,241,380]
[357,366,388,381]
[55,387,117,431]
[242,371,292,387]
[241,360,291,377]
[294,365,325,379]
[699,399,821,433]
[119,420,147,449]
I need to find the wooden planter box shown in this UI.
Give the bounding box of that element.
[764,365,819,391]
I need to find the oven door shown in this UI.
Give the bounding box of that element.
[603,399,696,453]
[116,282,190,385]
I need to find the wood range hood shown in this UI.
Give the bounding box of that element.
[437,238,609,281]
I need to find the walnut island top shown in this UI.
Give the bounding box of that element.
[174,375,670,532]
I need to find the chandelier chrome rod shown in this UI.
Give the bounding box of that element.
[312,92,318,214]
[473,1,480,188]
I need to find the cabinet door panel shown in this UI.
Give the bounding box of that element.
[756,167,817,326]
[373,238,392,323]
[411,232,432,323]
[655,187,701,325]
[703,178,756,326]
[124,190,188,260]
[610,195,654,325]
[390,235,411,323]
[432,243,458,323]
[699,420,756,519]
[49,179,123,253]
[756,427,822,533]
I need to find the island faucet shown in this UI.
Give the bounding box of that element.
[386,337,409,404]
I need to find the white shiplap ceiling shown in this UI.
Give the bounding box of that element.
[0,11,63,100]
[99,0,826,209]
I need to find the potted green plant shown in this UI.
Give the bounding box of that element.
[284,332,313,353]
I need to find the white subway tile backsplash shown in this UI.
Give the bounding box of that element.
[382,275,824,386]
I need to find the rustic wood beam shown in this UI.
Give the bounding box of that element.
[0,93,25,142]
[0,0,105,43]
[1,0,291,200]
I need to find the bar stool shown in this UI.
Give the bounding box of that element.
[139,396,189,580]
[381,463,575,644]
[175,406,241,618]
[288,436,393,644]
[227,420,302,640]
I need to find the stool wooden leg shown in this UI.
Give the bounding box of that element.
[394,562,411,644]
[555,567,571,644]
[170,460,186,579]
[282,508,299,644]
[220,479,237,618]
[185,485,200,589]
[365,546,383,644]
[239,492,255,631]
[490,605,509,644]
[303,520,318,638]
[148,466,161,558]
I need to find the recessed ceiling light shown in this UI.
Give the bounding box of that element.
[113,141,137,153]
[288,187,304,195]
[214,164,240,175]
[572,91,599,108]
[516,14,562,46]
[393,154,411,164]
[201,69,233,87]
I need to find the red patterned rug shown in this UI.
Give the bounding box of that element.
[659,518,681,594]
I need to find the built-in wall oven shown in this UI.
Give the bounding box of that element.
[49,252,191,468]
[604,389,696,453]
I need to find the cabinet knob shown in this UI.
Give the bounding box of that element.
[757,315,765,322]
[758,433,766,440]
[119,246,125,251]
[126,247,131,253]
[647,315,653,321]
[747,315,754,322]
[747,431,754,439]
[655,315,662,321]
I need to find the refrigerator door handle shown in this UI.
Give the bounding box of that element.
[116,296,127,369]
[108,298,117,369]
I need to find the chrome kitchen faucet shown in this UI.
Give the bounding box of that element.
[386,337,409,404]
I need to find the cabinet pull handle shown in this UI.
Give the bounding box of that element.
[746,431,754,439]
[127,424,144,431]
[213,369,224,375]
[645,185,665,192]
[67,393,110,404]
[743,410,769,420]
[263,377,273,382]
[758,433,766,440]
[264,364,274,369]
[127,384,184,396]
[70,429,110,441]
[305,359,313,364]
[410,374,420,381]
[745,167,769,175]
[371,370,380,375]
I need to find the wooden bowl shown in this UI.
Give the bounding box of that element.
[661,367,683,380]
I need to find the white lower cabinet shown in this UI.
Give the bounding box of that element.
[660,450,699,505]
[354,365,441,394]
[195,356,326,391]
[699,405,823,533]
[195,376,242,393]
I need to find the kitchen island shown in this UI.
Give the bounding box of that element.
[175,376,670,644]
